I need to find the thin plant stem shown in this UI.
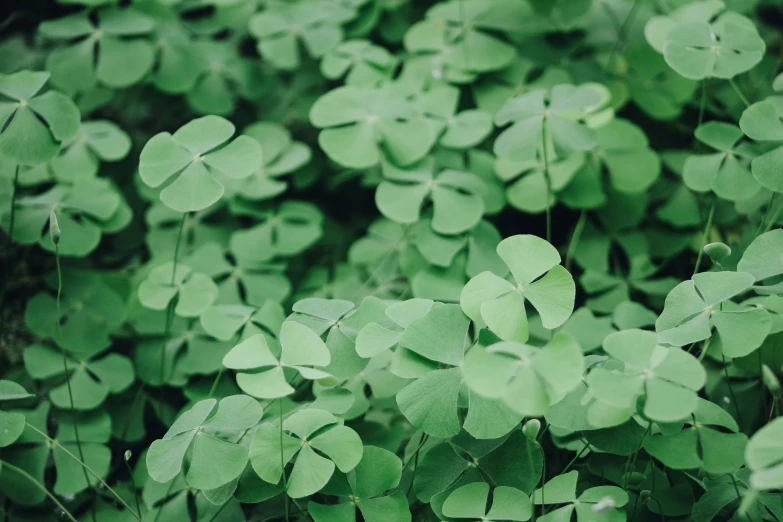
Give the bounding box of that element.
[352,229,406,301]
[0,165,20,324]
[562,442,590,474]
[123,454,142,519]
[542,118,552,243]
[728,78,751,107]
[565,210,587,272]
[208,367,224,399]
[459,0,469,69]
[24,423,143,521]
[697,80,707,132]
[756,192,776,237]
[722,354,743,429]
[623,423,651,490]
[152,476,176,522]
[120,385,145,441]
[693,200,716,276]
[405,433,429,496]
[603,0,642,75]
[402,432,429,469]
[55,241,96,522]
[158,213,187,390]
[763,196,783,233]
[540,457,547,515]
[0,459,79,522]
[279,398,290,522]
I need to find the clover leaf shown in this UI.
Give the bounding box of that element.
[376,157,486,234]
[494,149,585,214]
[494,84,607,162]
[229,200,324,261]
[0,404,113,503]
[139,115,263,213]
[462,333,583,417]
[146,395,263,490]
[406,0,528,74]
[5,178,125,256]
[321,39,397,86]
[138,261,218,318]
[737,229,783,285]
[683,121,759,201]
[146,12,203,95]
[442,482,532,522]
[471,57,572,115]
[249,0,356,70]
[413,85,493,149]
[249,408,363,498]
[228,121,311,201]
[0,70,80,165]
[50,120,131,183]
[39,6,156,91]
[200,300,285,342]
[356,298,435,358]
[412,218,507,279]
[413,431,542,503]
[394,303,523,439]
[663,12,765,80]
[593,118,661,194]
[533,471,628,522]
[655,271,771,358]
[622,44,697,121]
[0,381,32,448]
[585,329,706,426]
[222,321,332,399]
[24,343,135,410]
[185,39,264,116]
[739,97,783,193]
[461,234,575,343]
[132,314,231,387]
[24,269,126,353]
[643,398,747,475]
[308,446,410,522]
[745,417,783,490]
[644,0,726,53]
[310,85,437,169]
[288,296,398,381]
[184,242,291,306]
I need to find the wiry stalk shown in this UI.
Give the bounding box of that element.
[159,213,187,390]
[24,423,142,521]
[542,118,553,243]
[693,200,715,276]
[53,219,96,522]
[280,398,290,522]
[0,459,78,522]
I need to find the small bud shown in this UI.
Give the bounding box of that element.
[522,419,541,440]
[704,242,731,264]
[639,490,651,503]
[762,364,781,395]
[624,471,646,486]
[124,449,132,462]
[49,210,60,245]
[592,496,617,513]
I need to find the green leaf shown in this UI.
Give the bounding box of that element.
[397,367,462,438]
[139,115,263,213]
[146,396,262,489]
[462,235,575,342]
[663,13,765,80]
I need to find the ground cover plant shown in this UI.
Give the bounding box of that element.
[2,0,783,521]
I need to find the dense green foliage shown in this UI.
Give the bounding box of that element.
[2,0,783,521]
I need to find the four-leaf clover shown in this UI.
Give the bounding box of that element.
[461,234,576,342]
[139,115,263,212]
